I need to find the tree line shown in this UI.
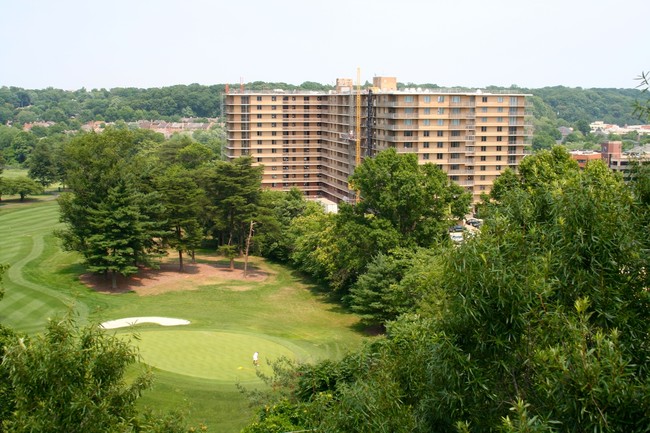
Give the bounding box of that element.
[0,80,647,168]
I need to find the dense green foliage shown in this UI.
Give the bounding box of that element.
[0,317,187,433]
[240,146,650,433]
[288,148,470,296]
[56,129,168,288]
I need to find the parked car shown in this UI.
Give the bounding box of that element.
[449,225,465,233]
[450,232,464,243]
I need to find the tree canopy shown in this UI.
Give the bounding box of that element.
[241,146,650,433]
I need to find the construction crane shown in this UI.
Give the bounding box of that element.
[355,68,361,202]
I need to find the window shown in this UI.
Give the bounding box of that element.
[423,131,430,137]
[437,107,445,114]
[423,142,430,148]
[496,146,502,151]
[482,117,488,122]
[271,148,277,153]
[497,136,503,142]
[496,165,502,171]
[437,119,444,126]
[423,95,431,103]
[497,96,504,103]
[497,126,503,132]
[481,107,488,113]
[404,119,413,125]
[257,140,262,145]
[423,153,430,160]
[423,119,431,126]
[480,175,486,180]
[404,95,414,103]
[480,156,486,161]
[424,108,431,114]
[480,166,486,171]
[256,131,262,136]
[480,126,487,132]
[271,114,277,119]
[451,119,460,126]
[451,142,460,148]
[404,107,414,114]
[496,155,502,161]
[450,164,459,170]
[404,131,413,137]
[481,96,488,103]
[437,142,444,148]
[480,146,487,152]
[437,131,444,137]
[481,136,487,142]
[437,95,445,102]
[404,142,413,148]
[451,130,461,137]
[451,96,461,103]
[256,114,262,119]
[256,105,262,110]
[256,96,262,101]
[436,153,443,160]
[497,117,503,122]
[271,96,277,101]
[271,105,277,110]
[450,153,460,159]
[498,107,504,113]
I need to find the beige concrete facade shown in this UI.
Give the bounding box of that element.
[225,77,532,203]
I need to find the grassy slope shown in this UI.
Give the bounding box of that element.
[0,198,369,432]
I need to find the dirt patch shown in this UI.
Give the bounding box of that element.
[81,259,270,296]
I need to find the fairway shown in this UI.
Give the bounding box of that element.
[126,329,308,381]
[0,198,369,432]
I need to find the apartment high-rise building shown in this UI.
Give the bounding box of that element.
[225,77,532,203]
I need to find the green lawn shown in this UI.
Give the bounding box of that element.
[0,199,370,431]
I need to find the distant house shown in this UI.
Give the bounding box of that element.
[558,126,573,142]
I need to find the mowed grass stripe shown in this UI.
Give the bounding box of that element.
[0,201,88,332]
[3,297,57,324]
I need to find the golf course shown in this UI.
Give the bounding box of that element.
[0,185,370,431]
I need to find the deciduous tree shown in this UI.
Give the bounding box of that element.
[1,316,187,433]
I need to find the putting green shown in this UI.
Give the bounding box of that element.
[125,330,306,382]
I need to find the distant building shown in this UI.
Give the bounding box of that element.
[569,150,601,169]
[601,141,650,178]
[224,76,533,203]
[590,121,650,136]
[558,126,574,142]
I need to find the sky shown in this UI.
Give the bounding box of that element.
[0,0,647,90]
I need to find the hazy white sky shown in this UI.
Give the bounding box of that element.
[1,0,647,90]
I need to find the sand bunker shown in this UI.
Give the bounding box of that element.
[100,316,190,329]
